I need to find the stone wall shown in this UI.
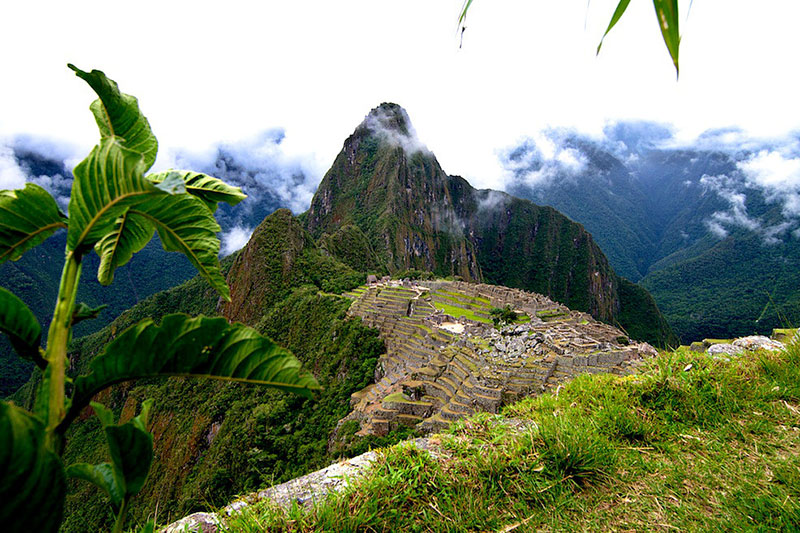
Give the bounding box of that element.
[341,280,656,436]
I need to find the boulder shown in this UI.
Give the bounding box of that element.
[732,336,784,352]
[707,343,744,357]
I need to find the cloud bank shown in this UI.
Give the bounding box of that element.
[497,121,800,244]
[3,129,323,256]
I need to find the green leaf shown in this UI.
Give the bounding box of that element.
[66,462,124,511]
[105,420,153,497]
[146,170,246,212]
[68,64,158,171]
[0,183,67,264]
[458,0,474,28]
[62,314,321,429]
[0,401,66,533]
[137,520,155,533]
[0,286,45,367]
[66,400,154,510]
[94,211,155,285]
[652,0,680,77]
[90,401,116,427]
[71,302,109,327]
[66,137,159,253]
[132,193,229,300]
[597,0,632,54]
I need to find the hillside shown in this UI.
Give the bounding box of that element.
[183,340,800,532]
[18,202,668,531]
[504,128,800,342]
[307,104,674,346]
[10,210,383,532]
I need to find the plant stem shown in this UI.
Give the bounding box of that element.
[45,249,82,453]
[112,498,129,533]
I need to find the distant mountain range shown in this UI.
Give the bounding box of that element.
[503,124,800,341]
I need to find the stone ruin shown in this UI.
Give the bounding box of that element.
[339,280,657,436]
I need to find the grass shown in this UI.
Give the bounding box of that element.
[431,300,492,325]
[220,342,800,531]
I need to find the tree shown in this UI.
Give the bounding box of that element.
[458,0,681,77]
[0,66,321,533]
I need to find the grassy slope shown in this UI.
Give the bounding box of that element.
[226,343,800,532]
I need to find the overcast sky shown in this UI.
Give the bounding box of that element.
[2,0,799,191]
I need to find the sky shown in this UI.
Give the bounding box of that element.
[2,0,800,195]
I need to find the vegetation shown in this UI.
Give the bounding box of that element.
[0,66,320,533]
[489,305,518,327]
[41,208,390,531]
[224,342,800,531]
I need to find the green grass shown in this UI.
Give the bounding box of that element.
[222,342,800,532]
[431,300,492,325]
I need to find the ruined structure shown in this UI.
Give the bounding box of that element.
[341,280,656,435]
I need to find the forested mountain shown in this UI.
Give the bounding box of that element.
[504,125,800,341]
[307,104,673,345]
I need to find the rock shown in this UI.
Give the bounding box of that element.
[707,343,744,357]
[160,512,220,533]
[772,328,799,344]
[732,336,784,352]
[689,341,705,352]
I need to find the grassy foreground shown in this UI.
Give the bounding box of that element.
[222,343,800,532]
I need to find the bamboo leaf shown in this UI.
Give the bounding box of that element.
[652,0,680,76]
[0,286,45,367]
[0,183,67,264]
[597,0,632,54]
[68,65,158,171]
[147,170,246,212]
[131,193,229,300]
[0,401,66,533]
[62,314,321,429]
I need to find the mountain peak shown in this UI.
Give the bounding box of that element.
[363,102,413,136]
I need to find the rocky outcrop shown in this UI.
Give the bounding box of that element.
[338,279,656,436]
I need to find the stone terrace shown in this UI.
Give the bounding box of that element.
[340,280,656,436]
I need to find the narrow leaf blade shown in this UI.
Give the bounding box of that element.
[597,0,632,54]
[652,0,680,76]
[64,314,321,428]
[68,65,159,171]
[0,183,67,264]
[0,286,44,367]
[0,401,66,533]
[146,170,246,212]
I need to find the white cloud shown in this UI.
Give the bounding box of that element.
[738,149,800,218]
[220,226,253,256]
[498,131,588,189]
[363,105,430,155]
[0,144,26,190]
